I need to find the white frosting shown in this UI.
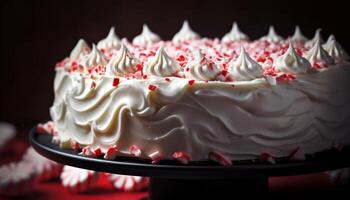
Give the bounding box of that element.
[143,47,180,77]
[274,43,312,74]
[305,29,324,48]
[106,43,139,76]
[132,24,161,46]
[185,50,220,81]
[228,46,263,81]
[97,27,121,50]
[80,44,107,68]
[305,38,334,66]
[172,21,200,43]
[70,39,91,60]
[222,22,249,42]
[0,161,34,186]
[291,26,308,42]
[323,36,349,63]
[0,122,16,149]
[51,64,350,161]
[260,26,283,42]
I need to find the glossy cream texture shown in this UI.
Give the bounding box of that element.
[50,64,350,161]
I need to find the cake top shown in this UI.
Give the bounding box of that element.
[55,21,349,82]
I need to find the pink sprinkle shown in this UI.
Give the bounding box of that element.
[172,151,191,164]
[209,151,232,166]
[149,151,161,164]
[70,140,79,151]
[129,145,142,157]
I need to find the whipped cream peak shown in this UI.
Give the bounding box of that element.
[172,20,200,43]
[70,39,91,60]
[291,26,308,42]
[305,38,334,67]
[97,27,121,50]
[106,43,139,76]
[132,24,161,46]
[228,46,263,81]
[185,50,220,81]
[326,34,336,44]
[323,37,349,63]
[222,22,249,42]
[80,44,107,68]
[260,26,284,42]
[305,28,324,48]
[274,42,312,74]
[143,46,180,77]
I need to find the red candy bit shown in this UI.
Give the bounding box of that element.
[221,70,228,77]
[209,151,232,166]
[176,55,186,62]
[188,80,195,86]
[104,146,118,160]
[172,151,191,164]
[290,146,306,161]
[136,63,143,71]
[112,78,120,87]
[149,151,161,164]
[276,74,295,82]
[148,84,157,91]
[129,145,142,157]
[164,77,171,82]
[260,153,276,164]
[142,75,148,79]
[36,123,46,134]
[93,147,102,156]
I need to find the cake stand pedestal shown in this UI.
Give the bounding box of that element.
[30,129,350,199]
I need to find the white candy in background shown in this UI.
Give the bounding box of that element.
[107,174,149,192]
[22,147,63,181]
[0,122,16,149]
[328,168,350,186]
[60,165,98,193]
[0,161,36,196]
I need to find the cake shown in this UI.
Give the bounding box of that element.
[47,21,350,165]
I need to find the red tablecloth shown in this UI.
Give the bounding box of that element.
[0,130,347,200]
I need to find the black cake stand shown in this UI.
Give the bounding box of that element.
[30,129,350,199]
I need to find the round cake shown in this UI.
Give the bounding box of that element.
[47,21,350,165]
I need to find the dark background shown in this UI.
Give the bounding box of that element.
[1,0,349,127]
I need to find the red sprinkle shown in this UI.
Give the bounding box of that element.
[112,78,120,87]
[165,78,171,82]
[188,80,195,86]
[176,55,186,62]
[104,146,118,160]
[129,145,142,157]
[148,84,157,91]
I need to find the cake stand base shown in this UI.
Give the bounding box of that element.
[30,128,350,200]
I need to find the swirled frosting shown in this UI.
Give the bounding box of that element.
[274,43,312,74]
[143,46,180,77]
[260,26,283,42]
[97,27,121,50]
[80,44,107,68]
[305,38,334,67]
[132,24,161,46]
[185,50,220,81]
[172,21,200,43]
[291,26,308,43]
[106,44,139,76]
[228,46,263,81]
[70,39,91,60]
[323,36,349,63]
[222,22,249,42]
[305,29,324,48]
